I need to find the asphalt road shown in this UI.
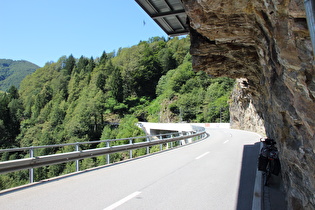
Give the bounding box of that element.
[0,128,261,210]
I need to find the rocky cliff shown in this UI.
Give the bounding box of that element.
[182,0,315,209]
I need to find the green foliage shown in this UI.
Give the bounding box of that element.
[0,36,235,190]
[115,115,143,139]
[0,170,29,190]
[153,59,234,123]
[97,115,145,163]
[0,87,23,148]
[0,59,39,91]
[64,54,76,75]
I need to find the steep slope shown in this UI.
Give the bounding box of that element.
[0,59,39,91]
[0,37,235,190]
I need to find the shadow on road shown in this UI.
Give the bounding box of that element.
[236,142,260,210]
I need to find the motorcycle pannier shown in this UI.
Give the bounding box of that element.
[272,158,281,175]
[258,155,268,172]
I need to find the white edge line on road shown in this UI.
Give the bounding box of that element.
[104,191,141,210]
[223,140,229,144]
[195,152,210,160]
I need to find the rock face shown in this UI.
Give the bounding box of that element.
[182,0,315,209]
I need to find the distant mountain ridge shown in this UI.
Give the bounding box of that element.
[0,59,39,91]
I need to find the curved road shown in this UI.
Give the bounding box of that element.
[0,128,261,210]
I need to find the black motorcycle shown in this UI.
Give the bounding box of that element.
[258,138,281,186]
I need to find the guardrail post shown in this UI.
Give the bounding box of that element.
[75,143,79,172]
[179,132,182,146]
[106,141,110,164]
[146,137,150,154]
[160,135,163,151]
[29,147,34,183]
[129,138,133,159]
[190,132,194,142]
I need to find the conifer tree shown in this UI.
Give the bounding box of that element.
[99,51,107,65]
[64,55,76,75]
[7,86,19,99]
[87,57,95,72]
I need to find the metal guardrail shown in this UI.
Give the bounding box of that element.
[0,127,207,183]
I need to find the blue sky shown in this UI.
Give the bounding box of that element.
[0,0,167,67]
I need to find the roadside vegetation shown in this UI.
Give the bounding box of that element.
[0,36,234,190]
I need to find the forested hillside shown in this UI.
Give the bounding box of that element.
[0,59,39,91]
[0,36,234,189]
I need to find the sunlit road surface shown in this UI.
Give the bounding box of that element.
[0,128,260,210]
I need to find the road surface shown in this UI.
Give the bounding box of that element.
[0,128,261,210]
